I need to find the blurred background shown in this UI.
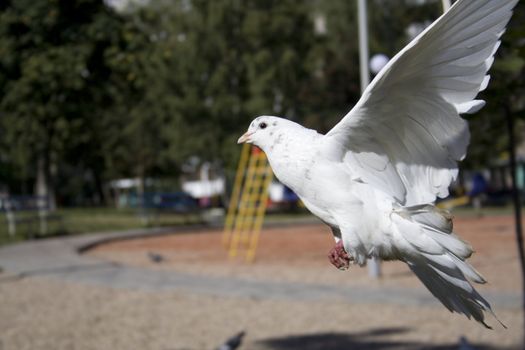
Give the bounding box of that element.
[0,0,524,349]
[0,0,523,238]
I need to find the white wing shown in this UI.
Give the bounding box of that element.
[325,0,518,206]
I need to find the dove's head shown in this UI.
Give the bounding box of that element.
[238,116,297,150]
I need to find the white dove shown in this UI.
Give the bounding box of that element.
[237,0,517,328]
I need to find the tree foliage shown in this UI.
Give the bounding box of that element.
[0,0,124,202]
[463,0,525,169]
[0,0,523,205]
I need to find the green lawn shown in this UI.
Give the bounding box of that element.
[0,207,204,246]
[0,205,519,246]
[448,205,516,218]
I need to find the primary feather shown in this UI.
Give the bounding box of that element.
[238,0,517,328]
[327,0,517,206]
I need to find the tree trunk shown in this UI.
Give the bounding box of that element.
[505,105,525,348]
[35,155,47,198]
[92,169,106,205]
[35,154,56,211]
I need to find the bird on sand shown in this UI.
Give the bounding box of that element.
[238,0,517,328]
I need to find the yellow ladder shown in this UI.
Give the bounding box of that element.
[223,144,273,262]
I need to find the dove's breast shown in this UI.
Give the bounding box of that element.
[264,129,324,193]
[264,130,364,229]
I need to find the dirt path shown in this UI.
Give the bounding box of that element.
[90,215,523,293]
[0,277,522,350]
[0,214,523,349]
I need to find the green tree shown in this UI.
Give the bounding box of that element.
[0,0,522,207]
[0,0,124,205]
[152,0,317,171]
[463,0,525,169]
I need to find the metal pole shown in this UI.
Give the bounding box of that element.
[441,0,451,12]
[505,105,525,346]
[358,0,370,93]
[358,0,380,278]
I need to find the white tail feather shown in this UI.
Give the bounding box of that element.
[392,205,503,328]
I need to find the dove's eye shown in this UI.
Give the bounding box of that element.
[259,122,268,129]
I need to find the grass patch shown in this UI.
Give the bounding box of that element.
[0,205,520,246]
[449,205,515,218]
[0,207,203,246]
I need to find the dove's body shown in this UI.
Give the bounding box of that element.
[261,122,393,263]
[238,0,518,328]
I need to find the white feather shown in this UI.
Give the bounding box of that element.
[239,0,517,328]
[326,0,518,206]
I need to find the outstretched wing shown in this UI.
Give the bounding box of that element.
[325,0,517,206]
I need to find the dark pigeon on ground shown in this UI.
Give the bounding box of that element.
[147,251,166,263]
[216,331,245,350]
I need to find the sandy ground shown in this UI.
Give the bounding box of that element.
[90,215,523,293]
[0,277,523,350]
[0,214,523,350]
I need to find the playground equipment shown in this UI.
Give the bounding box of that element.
[437,195,470,210]
[223,144,273,262]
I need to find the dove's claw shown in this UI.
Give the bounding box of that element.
[328,240,352,270]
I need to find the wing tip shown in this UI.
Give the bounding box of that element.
[457,100,485,114]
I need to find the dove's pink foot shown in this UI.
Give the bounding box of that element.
[328,240,351,270]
